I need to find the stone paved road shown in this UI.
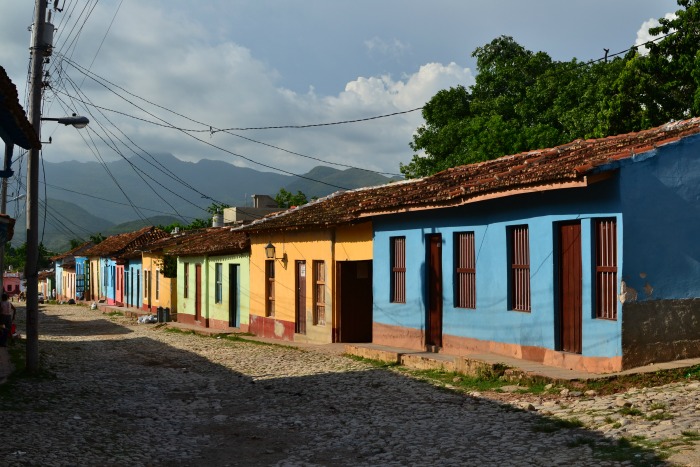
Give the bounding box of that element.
[0,304,682,466]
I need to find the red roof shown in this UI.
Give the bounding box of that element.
[51,241,95,261]
[163,228,249,257]
[241,118,700,231]
[84,226,169,258]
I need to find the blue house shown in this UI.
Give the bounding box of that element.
[84,226,169,305]
[366,118,700,373]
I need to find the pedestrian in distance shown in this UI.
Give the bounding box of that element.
[0,293,17,347]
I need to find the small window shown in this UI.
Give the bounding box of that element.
[595,219,617,320]
[509,225,531,312]
[183,263,189,298]
[313,261,326,325]
[144,270,149,299]
[455,232,476,309]
[390,237,406,303]
[155,269,160,301]
[265,260,275,317]
[215,263,223,304]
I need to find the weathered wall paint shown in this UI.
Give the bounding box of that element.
[372,179,624,362]
[249,230,334,344]
[619,134,700,301]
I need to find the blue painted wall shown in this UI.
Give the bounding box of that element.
[373,177,624,358]
[125,260,142,308]
[618,134,700,301]
[55,260,64,298]
[75,256,87,299]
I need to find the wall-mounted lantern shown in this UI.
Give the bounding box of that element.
[264,242,288,264]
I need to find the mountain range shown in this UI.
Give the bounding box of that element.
[11,154,401,252]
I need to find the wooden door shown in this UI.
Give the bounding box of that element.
[426,234,443,348]
[195,264,202,322]
[336,260,373,342]
[229,264,238,327]
[559,222,582,353]
[295,261,307,334]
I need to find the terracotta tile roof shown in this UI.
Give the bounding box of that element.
[163,228,249,257]
[84,226,169,258]
[241,118,700,231]
[51,241,95,261]
[0,66,40,150]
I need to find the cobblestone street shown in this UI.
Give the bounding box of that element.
[1,304,697,466]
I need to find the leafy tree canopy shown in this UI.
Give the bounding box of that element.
[275,188,309,208]
[401,0,700,178]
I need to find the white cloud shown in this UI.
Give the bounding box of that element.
[31,1,475,177]
[635,13,676,55]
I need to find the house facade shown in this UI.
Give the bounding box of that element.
[83,227,169,306]
[244,193,374,344]
[171,228,250,330]
[367,118,700,372]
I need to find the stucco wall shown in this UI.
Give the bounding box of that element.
[617,134,700,366]
[143,253,175,312]
[177,256,206,321]
[206,253,250,330]
[249,230,333,343]
[372,179,623,362]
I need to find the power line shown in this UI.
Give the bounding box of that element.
[58,57,408,177]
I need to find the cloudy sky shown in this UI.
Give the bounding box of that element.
[0,0,681,181]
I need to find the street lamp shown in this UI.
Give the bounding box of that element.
[41,114,89,129]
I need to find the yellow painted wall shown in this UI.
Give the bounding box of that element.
[334,222,373,261]
[142,253,176,312]
[249,222,373,343]
[88,258,101,301]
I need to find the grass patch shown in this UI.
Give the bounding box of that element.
[619,406,644,417]
[532,417,585,433]
[398,367,509,392]
[681,430,700,441]
[106,311,123,317]
[593,437,666,466]
[345,354,400,369]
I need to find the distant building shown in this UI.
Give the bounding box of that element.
[223,194,282,225]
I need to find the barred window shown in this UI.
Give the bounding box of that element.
[455,232,476,308]
[595,219,618,320]
[313,261,326,325]
[390,237,406,303]
[509,225,531,312]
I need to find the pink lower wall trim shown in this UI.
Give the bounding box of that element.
[249,315,295,341]
[373,322,622,374]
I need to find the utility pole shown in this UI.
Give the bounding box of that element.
[26,0,48,373]
[0,143,11,295]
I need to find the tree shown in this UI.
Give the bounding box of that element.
[275,188,308,208]
[90,233,105,244]
[68,238,83,249]
[205,202,230,215]
[401,1,700,178]
[5,242,54,272]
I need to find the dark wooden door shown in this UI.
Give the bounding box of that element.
[195,264,202,322]
[336,260,373,342]
[559,222,582,354]
[229,264,239,327]
[295,261,307,334]
[426,234,443,348]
